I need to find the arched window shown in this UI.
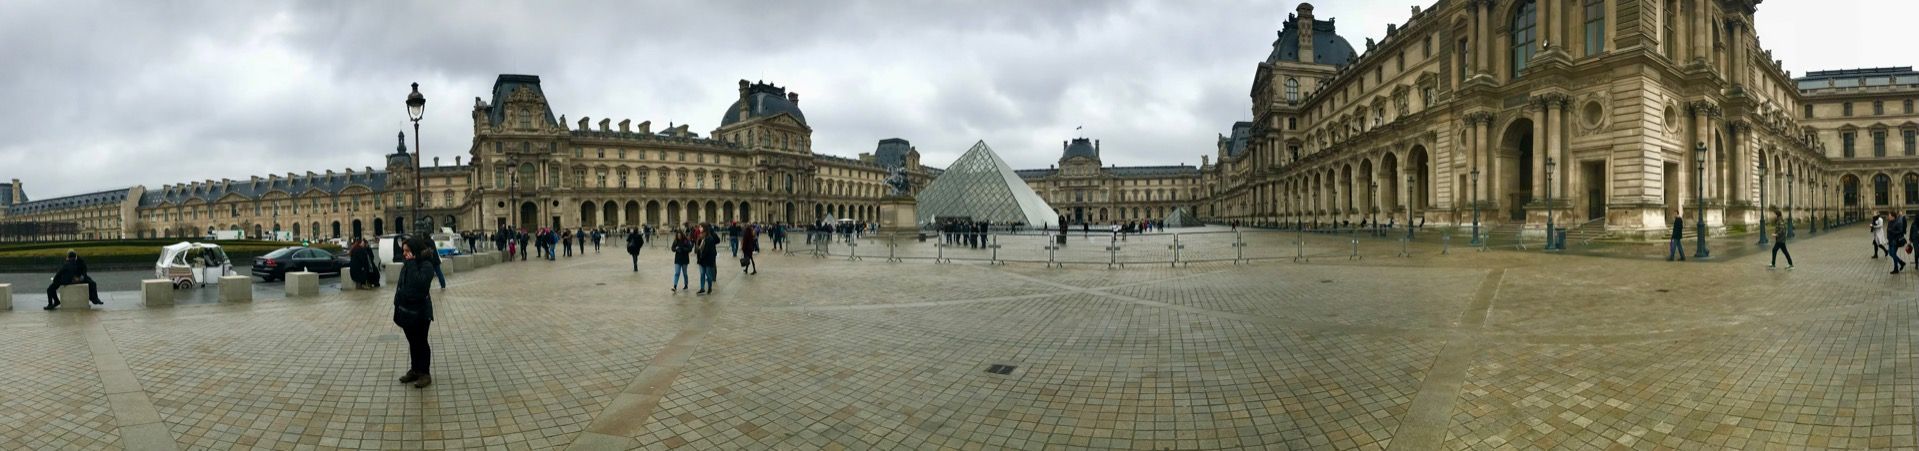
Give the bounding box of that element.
[1284,78,1300,104]
[1510,0,1538,78]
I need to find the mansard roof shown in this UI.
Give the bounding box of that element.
[6,188,131,215]
[139,171,389,207]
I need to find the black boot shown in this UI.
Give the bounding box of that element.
[399,370,421,384]
[412,373,432,388]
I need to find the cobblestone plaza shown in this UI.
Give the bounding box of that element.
[0,227,1912,450]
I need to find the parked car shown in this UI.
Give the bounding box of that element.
[251,246,347,282]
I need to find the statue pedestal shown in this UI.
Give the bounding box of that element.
[879,196,917,232]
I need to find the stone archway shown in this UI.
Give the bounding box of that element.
[580,201,598,228]
[604,200,618,227]
[1500,117,1536,221]
[519,201,540,231]
[624,201,640,228]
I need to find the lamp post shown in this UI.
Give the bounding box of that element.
[1755,159,1768,246]
[1786,169,1796,239]
[1545,157,1557,251]
[1470,168,1482,246]
[1406,173,1416,240]
[1693,143,1709,259]
[406,82,426,236]
[1368,181,1379,236]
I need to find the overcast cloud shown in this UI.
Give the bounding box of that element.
[0,0,1909,199]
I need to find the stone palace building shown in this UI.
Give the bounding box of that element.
[3,1,1914,241]
[1201,1,1916,235]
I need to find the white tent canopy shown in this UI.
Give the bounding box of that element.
[914,141,1062,227]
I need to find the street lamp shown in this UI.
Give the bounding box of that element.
[1406,173,1416,240]
[1470,168,1482,246]
[1545,157,1557,251]
[1693,143,1710,259]
[1786,168,1796,239]
[406,82,426,236]
[1368,181,1379,236]
[1755,159,1768,246]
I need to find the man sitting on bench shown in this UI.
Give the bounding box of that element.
[46,250,101,310]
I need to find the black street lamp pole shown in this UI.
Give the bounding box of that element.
[1470,168,1481,246]
[406,83,426,236]
[1786,169,1796,239]
[1755,159,1768,246]
[1406,173,1416,240]
[1368,181,1378,236]
[1545,157,1557,251]
[1693,143,1710,259]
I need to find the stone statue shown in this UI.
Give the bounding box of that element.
[885,166,911,196]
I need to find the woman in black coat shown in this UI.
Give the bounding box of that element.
[348,239,375,289]
[393,237,437,388]
[696,226,720,294]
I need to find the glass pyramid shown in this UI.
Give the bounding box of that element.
[915,141,1063,227]
[1163,208,1202,228]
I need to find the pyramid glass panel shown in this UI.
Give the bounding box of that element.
[914,141,1063,227]
[1163,208,1202,227]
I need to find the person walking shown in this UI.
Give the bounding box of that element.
[424,245,446,290]
[1667,215,1686,261]
[670,231,693,291]
[626,228,644,272]
[349,238,375,289]
[393,237,437,389]
[1872,212,1886,258]
[728,222,742,258]
[562,229,574,258]
[592,229,603,253]
[1769,209,1794,269]
[1889,211,1908,274]
[44,250,102,310]
[697,225,721,294]
[516,230,529,261]
[741,226,760,275]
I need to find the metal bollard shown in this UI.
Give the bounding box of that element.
[1106,243,1121,269]
[1349,237,1362,260]
[1293,235,1309,263]
[1441,234,1450,255]
[1045,240,1062,268]
[1168,234,1185,267]
[988,234,1003,265]
[935,242,947,264]
[1232,231,1247,265]
[886,235,902,263]
[1396,237,1410,257]
[847,240,861,261]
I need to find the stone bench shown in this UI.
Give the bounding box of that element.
[58,284,90,306]
[219,275,252,302]
[383,265,400,286]
[285,271,318,297]
[141,279,173,307]
[0,283,10,311]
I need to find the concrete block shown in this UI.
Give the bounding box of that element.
[218,276,252,302]
[59,284,90,305]
[0,283,10,311]
[285,271,318,297]
[449,255,470,272]
[382,265,400,285]
[141,280,173,307]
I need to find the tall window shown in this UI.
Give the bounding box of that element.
[1457,39,1470,81]
[1844,132,1857,158]
[1284,78,1299,104]
[1423,35,1433,57]
[1662,0,1676,58]
[1874,101,1885,115]
[1908,174,1919,205]
[1803,104,1814,119]
[1510,0,1538,78]
[1844,102,1854,116]
[1907,99,1915,114]
[1875,130,1888,157]
[1584,0,1605,56]
[1906,129,1917,156]
[1422,86,1436,107]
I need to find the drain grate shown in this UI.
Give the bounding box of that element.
[985,364,1017,375]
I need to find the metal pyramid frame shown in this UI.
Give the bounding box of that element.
[1163,207,1202,228]
[914,141,1062,227]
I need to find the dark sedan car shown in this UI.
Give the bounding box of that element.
[251,247,346,282]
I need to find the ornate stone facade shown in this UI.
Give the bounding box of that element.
[1014,137,1203,225]
[1202,1,1910,235]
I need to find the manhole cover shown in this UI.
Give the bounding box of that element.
[985,364,1016,375]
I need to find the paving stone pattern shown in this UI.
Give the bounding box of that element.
[0,226,1911,450]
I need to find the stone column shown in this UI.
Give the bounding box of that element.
[1476,0,1491,75]
[1532,102,1548,202]
[1728,19,1746,87]
[1478,115,1494,209]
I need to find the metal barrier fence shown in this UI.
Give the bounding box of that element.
[805,227,1465,267]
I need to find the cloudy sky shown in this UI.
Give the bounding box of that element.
[0,0,1908,200]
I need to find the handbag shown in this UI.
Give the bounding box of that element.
[739,257,750,267]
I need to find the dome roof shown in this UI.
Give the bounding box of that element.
[1267,18,1356,67]
[1062,137,1098,161]
[720,81,807,127]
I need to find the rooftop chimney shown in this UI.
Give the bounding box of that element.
[619,119,631,133]
[788,92,798,105]
[433,157,440,167]
[637,120,652,134]
[454,156,462,166]
[598,118,611,132]
[578,116,590,131]
[1297,3,1317,63]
